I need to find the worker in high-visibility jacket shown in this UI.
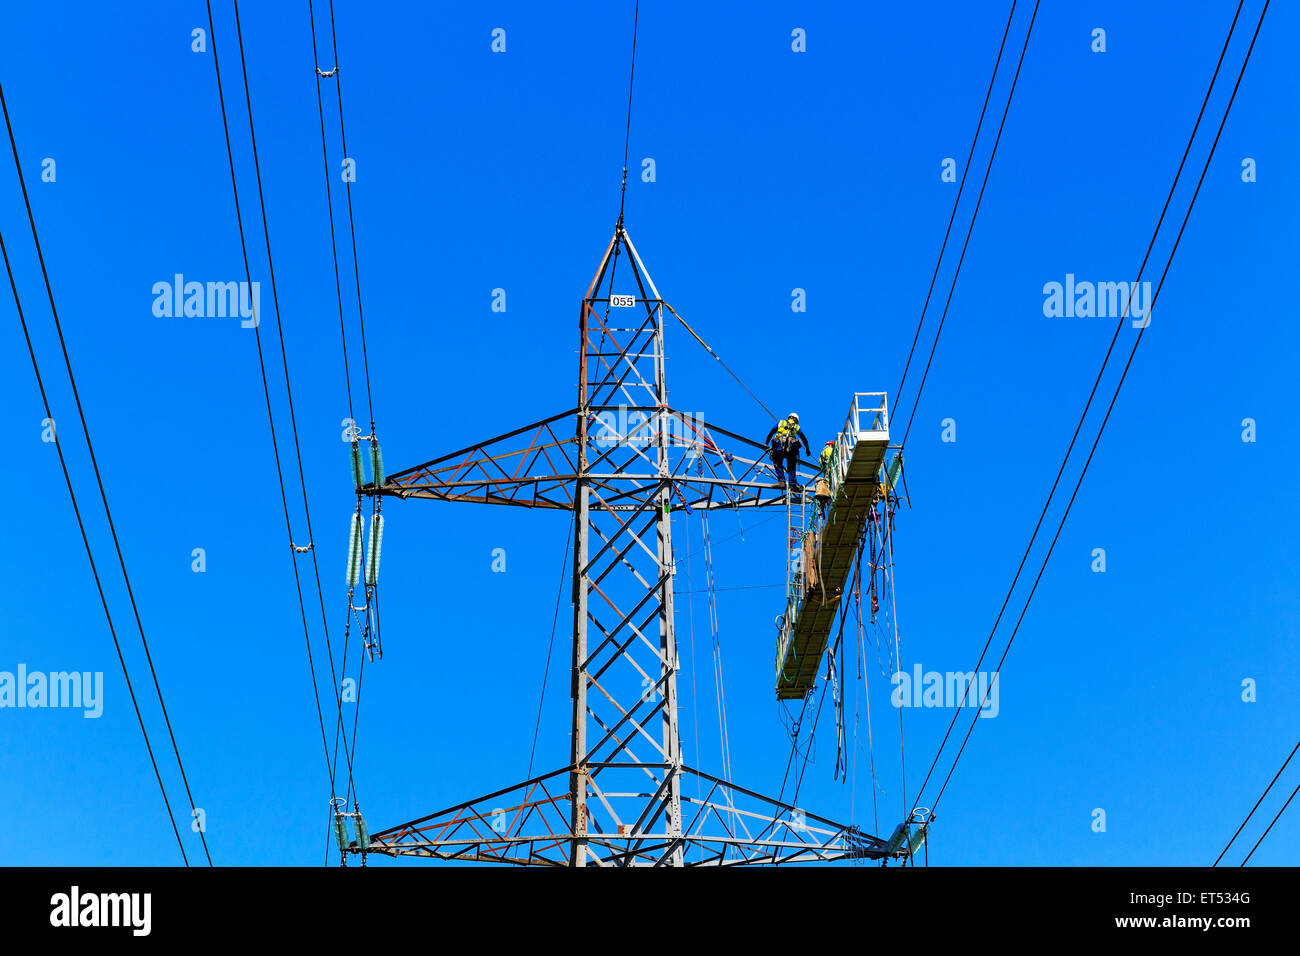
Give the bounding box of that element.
[813,439,837,516]
[764,412,810,489]
[819,440,836,474]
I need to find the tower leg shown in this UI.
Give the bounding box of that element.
[570,481,589,867]
[658,479,683,865]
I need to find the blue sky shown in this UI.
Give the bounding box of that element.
[1,0,1295,866]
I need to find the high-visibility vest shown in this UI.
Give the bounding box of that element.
[820,445,835,468]
[776,420,800,447]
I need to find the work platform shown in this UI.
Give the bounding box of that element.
[775,393,891,700]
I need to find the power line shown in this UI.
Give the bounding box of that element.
[325,594,361,865]
[922,0,1268,819]
[0,81,211,866]
[1214,737,1300,866]
[206,0,343,804]
[727,7,1031,829]
[325,0,376,430]
[227,0,363,816]
[308,0,381,842]
[910,0,1248,816]
[1240,775,1300,866]
[230,0,341,723]
[893,0,1018,419]
[341,610,368,799]
[307,0,357,426]
[0,227,191,866]
[898,0,1040,450]
[617,0,640,223]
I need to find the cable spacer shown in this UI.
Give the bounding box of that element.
[316,66,338,77]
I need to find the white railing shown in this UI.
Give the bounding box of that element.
[820,392,889,508]
[851,391,889,437]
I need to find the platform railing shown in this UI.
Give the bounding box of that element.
[822,391,889,510]
[852,391,889,435]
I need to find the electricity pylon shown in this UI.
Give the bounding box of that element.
[348,223,900,865]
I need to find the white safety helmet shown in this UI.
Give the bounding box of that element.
[788,412,800,423]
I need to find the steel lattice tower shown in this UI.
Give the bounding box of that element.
[346,223,900,865]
